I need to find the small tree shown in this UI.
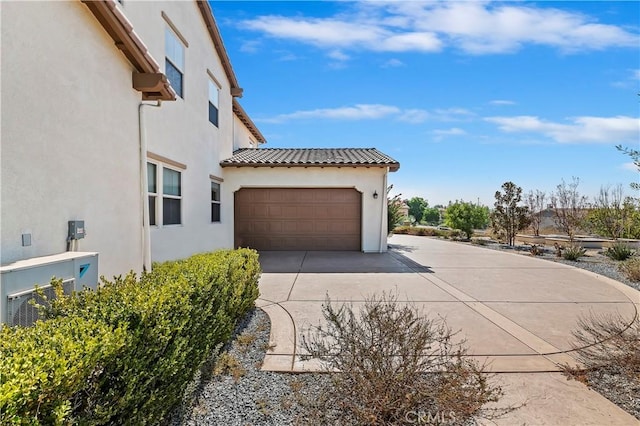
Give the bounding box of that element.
[444,201,489,239]
[491,182,531,246]
[423,206,441,225]
[406,197,428,224]
[386,186,403,233]
[550,177,589,241]
[525,190,546,236]
[584,184,626,239]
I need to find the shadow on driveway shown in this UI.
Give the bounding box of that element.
[258,250,433,273]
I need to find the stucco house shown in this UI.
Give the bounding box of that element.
[1,0,399,281]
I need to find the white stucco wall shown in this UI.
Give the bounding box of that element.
[119,2,237,262]
[224,167,390,252]
[1,1,144,279]
[233,115,257,150]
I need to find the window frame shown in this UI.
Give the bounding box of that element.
[211,180,221,223]
[147,162,158,226]
[165,26,185,98]
[208,79,219,127]
[147,158,184,227]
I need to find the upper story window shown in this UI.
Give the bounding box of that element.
[165,27,184,98]
[147,163,157,226]
[208,80,219,127]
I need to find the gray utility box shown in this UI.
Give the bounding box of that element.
[68,220,86,239]
[0,251,98,326]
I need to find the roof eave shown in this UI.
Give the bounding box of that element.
[232,99,266,144]
[82,0,176,101]
[220,163,399,171]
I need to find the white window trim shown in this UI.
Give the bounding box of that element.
[147,158,185,228]
[210,176,223,223]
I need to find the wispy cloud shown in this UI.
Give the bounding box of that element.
[240,2,638,56]
[621,162,639,172]
[485,115,640,144]
[327,50,350,61]
[381,58,405,68]
[256,104,476,124]
[240,40,261,53]
[257,104,401,123]
[490,100,516,106]
[433,127,467,141]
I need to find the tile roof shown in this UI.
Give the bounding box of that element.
[220,148,400,172]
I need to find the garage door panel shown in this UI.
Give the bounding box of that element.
[235,188,361,251]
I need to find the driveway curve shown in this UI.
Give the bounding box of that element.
[256,234,639,373]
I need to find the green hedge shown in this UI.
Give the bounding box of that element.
[0,248,260,425]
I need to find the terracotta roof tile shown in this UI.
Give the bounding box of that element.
[220,148,399,172]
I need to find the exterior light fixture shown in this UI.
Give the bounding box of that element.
[373,190,378,199]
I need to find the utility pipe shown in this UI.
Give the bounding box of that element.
[139,101,162,272]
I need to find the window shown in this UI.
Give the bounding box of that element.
[163,168,181,225]
[211,181,221,222]
[147,157,185,226]
[208,80,219,127]
[147,163,157,226]
[165,27,184,97]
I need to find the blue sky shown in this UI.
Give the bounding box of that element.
[212,1,640,206]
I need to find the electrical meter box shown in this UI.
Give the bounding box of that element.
[68,220,85,239]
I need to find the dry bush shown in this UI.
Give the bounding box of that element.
[299,293,514,425]
[619,257,640,282]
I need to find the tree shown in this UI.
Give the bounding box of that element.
[550,177,589,241]
[386,186,403,233]
[444,201,489,239]
[584,184,626,239]
[422,207,441,225]
[491,182,531,246]
[525,190,546,236]
[406,197,428,224]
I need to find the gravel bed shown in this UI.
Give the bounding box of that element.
[474,241,640,291]
[173,308,329,426]
[585,366,640,420]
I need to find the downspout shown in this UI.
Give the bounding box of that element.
[379,167,389,252]
[139,101,162,272]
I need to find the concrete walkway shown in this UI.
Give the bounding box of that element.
[256,235,639,425]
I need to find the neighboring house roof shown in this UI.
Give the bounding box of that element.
[221,148,400,172]
[233,99,266,144]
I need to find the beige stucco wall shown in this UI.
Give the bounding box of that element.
[224,167,390,252]
[0,1,144,279]
[119,1,237,262]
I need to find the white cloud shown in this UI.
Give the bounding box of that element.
[327,50,350,61]
[398,109,430,123]
[256,104,475,124]
[490,100,516,106]
[240,40,261,53]
[485,115,640,144]
[381,58,405,68]
[257,104,401,123]
[433,127,467,136]
[621,162,639,172]
[240,2,638,56]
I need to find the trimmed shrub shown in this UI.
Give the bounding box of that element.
[0,249,260,425]
[392,225,411,234]
[562,245,587,261]
[0,317,125,425]
[605,242,636,261]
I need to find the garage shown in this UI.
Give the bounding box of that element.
[234,188,361,251]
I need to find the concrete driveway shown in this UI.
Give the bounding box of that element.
[255,235,639,425]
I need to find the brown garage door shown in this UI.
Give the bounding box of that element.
[234,188,361,251]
